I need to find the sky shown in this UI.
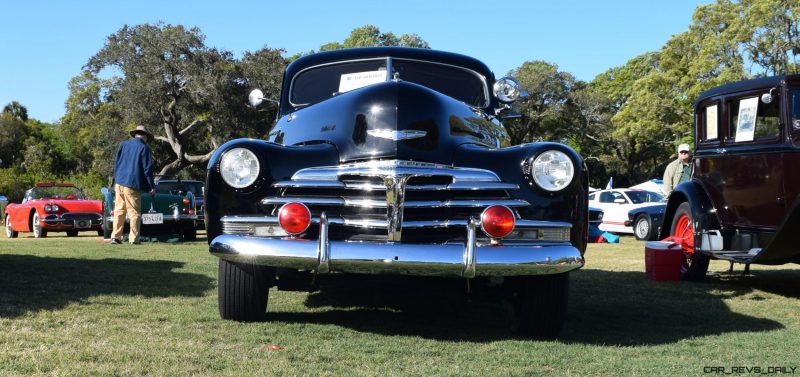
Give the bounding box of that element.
[0,0,708,123]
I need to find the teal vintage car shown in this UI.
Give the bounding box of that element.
[101,186,198,241]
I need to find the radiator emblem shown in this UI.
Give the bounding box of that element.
[367,129,427,141]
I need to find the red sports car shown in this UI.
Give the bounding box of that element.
[4,183,103,238]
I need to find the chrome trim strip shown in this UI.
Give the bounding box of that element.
[273,180,345,189]
[261,197,529,208]
[291,161,503,182]
[220,216,571,230]
[447,182,519,190]
[403,199,529,208]
[209,234,584,277]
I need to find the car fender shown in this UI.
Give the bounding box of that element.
[659,179,721,239]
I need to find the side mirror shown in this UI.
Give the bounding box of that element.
[248,89,279,108]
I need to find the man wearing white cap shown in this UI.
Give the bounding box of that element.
[662,143,692,196]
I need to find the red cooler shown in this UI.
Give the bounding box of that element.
[644,241,684,281]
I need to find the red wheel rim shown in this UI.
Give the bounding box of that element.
[672,213,695,273]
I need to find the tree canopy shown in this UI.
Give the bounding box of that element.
[3,1,798,189]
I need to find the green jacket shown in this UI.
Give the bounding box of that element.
[663,158,691,196]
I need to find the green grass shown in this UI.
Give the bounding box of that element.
[1,232,799,376]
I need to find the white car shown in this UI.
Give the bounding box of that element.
[588,189,664,234]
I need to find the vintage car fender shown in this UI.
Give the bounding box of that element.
[659,179,722,241]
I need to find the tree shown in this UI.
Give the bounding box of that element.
[317,25,430,52]
[79,23,286,177]
[2,101,28,122]
[505,61,575,145]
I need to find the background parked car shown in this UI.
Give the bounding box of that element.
[154,177,205,230]
[5,183,103,238]
[101,185,198,241]
[661,74,800,281]
[626,203,666,241]
[588,188,664,235]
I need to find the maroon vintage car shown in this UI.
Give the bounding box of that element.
[4,183,103,238]
[661,75,800,280]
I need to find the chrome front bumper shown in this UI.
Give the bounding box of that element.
[209,215,584,278]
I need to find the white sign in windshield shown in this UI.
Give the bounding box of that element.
[338,71,387,93]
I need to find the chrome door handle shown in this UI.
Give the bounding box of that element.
[715,148,727,154]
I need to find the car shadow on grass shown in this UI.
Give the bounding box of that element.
[0,254,213,318]
[265,270,785,344]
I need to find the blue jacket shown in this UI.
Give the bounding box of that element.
[113,138,155,192]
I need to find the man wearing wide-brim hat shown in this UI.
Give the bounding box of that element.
[110,125,156,245]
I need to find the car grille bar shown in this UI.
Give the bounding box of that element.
[259,160,533,242]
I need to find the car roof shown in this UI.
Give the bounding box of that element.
[280,47,496,115]
[694,74,800,108]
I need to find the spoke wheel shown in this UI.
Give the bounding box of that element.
[670,202,708,281]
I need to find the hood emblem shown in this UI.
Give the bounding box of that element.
[367,129,427,141]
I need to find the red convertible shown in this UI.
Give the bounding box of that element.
[4,183,103,238]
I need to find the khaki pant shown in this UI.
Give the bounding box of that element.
[112,184,142,243]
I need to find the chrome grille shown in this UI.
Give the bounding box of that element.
[262,160,527,242]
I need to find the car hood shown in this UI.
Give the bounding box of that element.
[267,81,506,164]
[41,199,102,212]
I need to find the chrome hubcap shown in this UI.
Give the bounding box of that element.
[636,219,648,238]
[5,216,11,236]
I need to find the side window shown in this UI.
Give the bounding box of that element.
[728,99,739,140]
[704,104,718,140]
[791,89,800,131]
[611,191,627,203]
[728,94,780,143]
[754,94,780,139]
[599,192,613,203]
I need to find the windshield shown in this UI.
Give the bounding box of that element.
[290,57,487,109]
[155,181,204,197]
[30,186,84,200]
[626,190,664,204]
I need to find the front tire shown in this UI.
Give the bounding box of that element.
[670,202,709,281]
[218,259,274,322]
[507,272,570,339]
[32,212,47,238]
[633,214,654,241]
[5,214,18,238]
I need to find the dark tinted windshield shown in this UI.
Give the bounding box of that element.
[290,58,487,108]
[155,181,204,197]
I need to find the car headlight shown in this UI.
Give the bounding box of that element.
[219,148,260,188]
[530,150,575,191]
[45,204,59,212]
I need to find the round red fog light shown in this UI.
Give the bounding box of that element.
[278,202,311,235]
[480,205,515,238]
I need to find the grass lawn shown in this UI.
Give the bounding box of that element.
[1,232,799,376]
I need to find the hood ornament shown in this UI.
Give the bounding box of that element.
[367,129,427,141]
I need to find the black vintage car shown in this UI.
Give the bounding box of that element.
[206,47,588,337]
[661,75,800,280]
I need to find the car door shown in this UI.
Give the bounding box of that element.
[709,89,787,229]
